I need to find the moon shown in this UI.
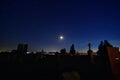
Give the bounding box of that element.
[59,35,64,40]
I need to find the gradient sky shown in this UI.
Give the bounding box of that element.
[0,0,120,52]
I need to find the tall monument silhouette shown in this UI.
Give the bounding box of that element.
[87,43,94,63]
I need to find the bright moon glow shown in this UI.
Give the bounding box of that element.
[59,36,64,40]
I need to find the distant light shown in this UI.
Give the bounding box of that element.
[27,52,31,54]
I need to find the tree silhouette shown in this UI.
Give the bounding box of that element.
[98,41,103,50]
[70,44,76,56]
[97,40,113,55]
[41,49,45,54]
[60,48,67,55]
[103,40,113,47]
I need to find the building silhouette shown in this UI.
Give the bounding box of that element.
[97,40,120,80]
[107,47,120,80]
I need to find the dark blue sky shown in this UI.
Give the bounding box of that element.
[0,0,120,52]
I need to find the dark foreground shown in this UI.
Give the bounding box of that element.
[0,55,114,80]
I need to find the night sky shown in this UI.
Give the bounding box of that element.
[0,0,120,52]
